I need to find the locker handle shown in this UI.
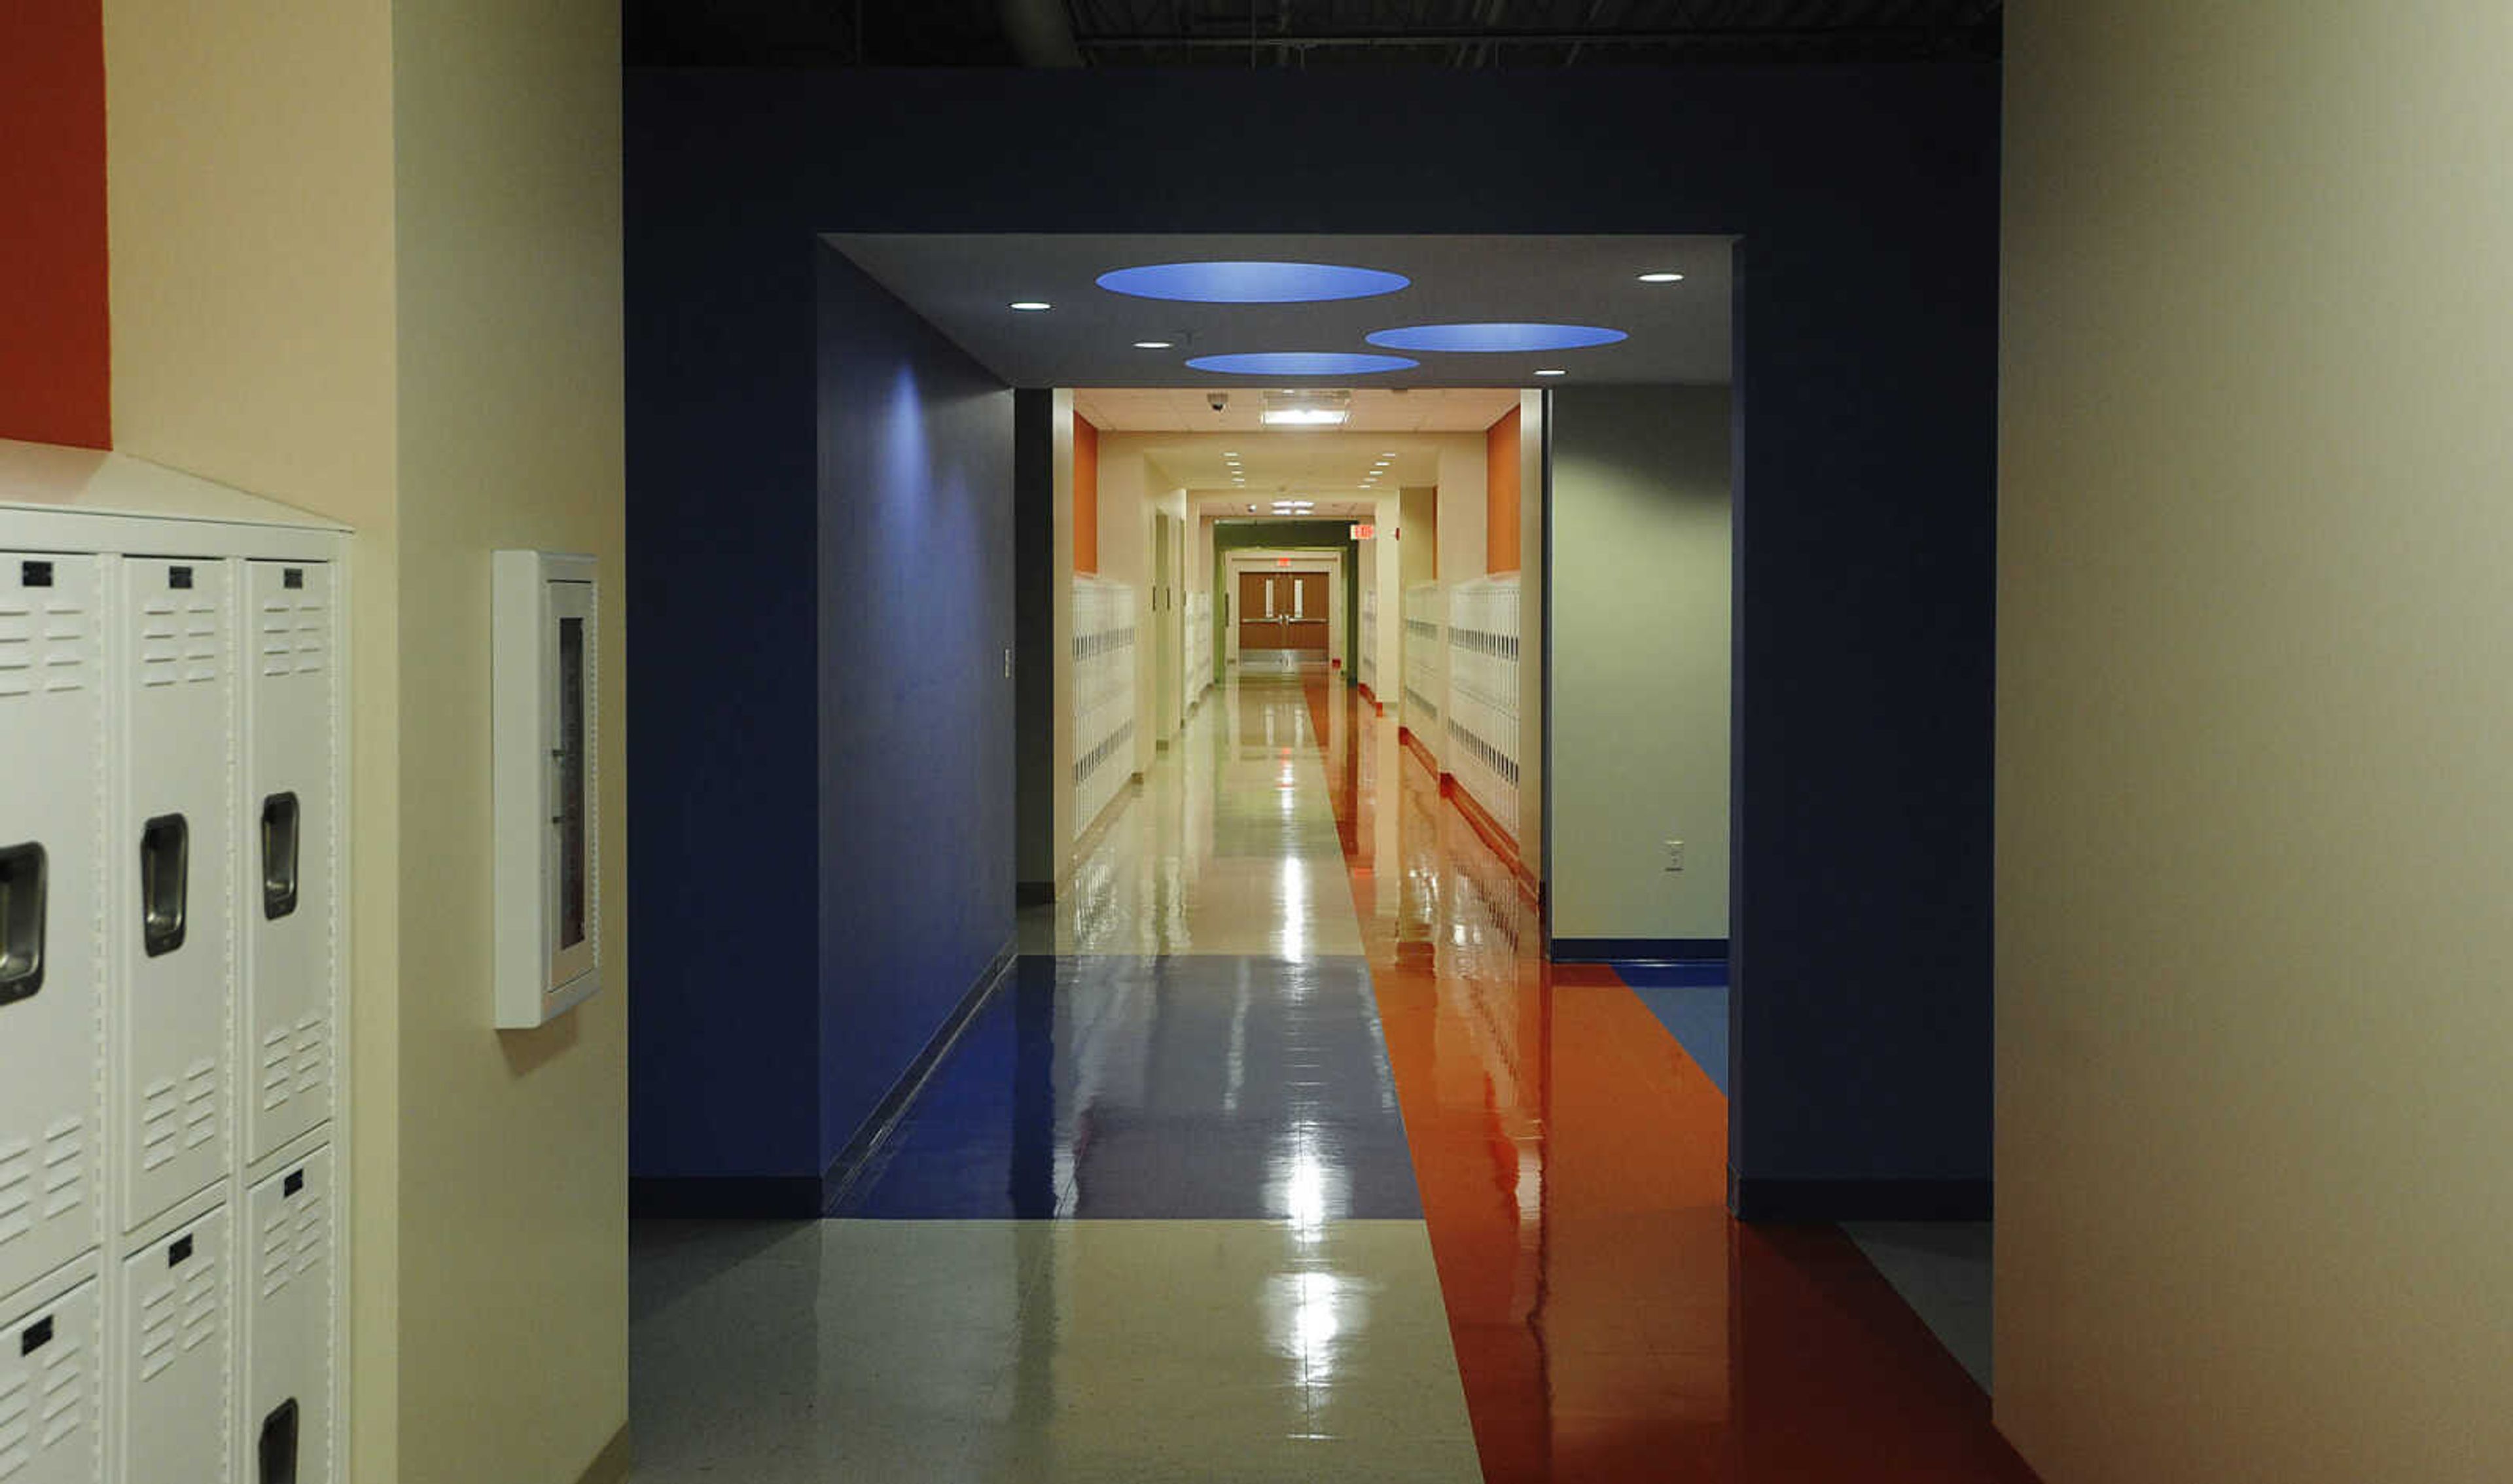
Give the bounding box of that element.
[18,1316,50,1355]
[141,813,189,957]
[262,792,301,920]
[260,1398,300,1484]
[0,841,42,1006]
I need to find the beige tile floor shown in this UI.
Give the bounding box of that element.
[1020,676,1364,959]
[630,671,1478,1482]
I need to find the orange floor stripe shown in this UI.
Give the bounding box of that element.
[1305,672,2039,1482]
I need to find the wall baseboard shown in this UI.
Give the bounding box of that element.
[628,939,1021,1220]
[575,1424,633,1484]
[628,1173,826,1218]
[1550,937,1729,964]
[817,938,1020,1212]
[1728,1173,1991,1222]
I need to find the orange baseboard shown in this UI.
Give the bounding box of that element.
[1397,727,1438,778]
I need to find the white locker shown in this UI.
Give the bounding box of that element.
[0,1274,101,1484]
[240,564,333,1162]
[115,558,234,1231]
[112,1208,226,1484]
[240,1150,328,1484]
[0,554,105,1303]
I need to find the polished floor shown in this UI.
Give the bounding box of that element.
[628,667,2033,1481]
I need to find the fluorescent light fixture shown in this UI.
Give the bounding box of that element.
[1009,301,1052,311]
[1132,339,1174,349]
[1534,368,1567,378]
[1637,272,1686,283]
[1097,261,1410,304]
[1189,352,1415,378]
[1262,408,1347,426]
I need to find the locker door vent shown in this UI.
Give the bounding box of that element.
[0,843,41,1006]
[258,1399,298,1484]
[261,794,300,920]
[139,814,188,957]
[0,1142,29,1249]
[38,1120,81,1224]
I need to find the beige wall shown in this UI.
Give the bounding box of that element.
[2000,5,2513,1480]
[1433,436,1487,582]
[1514,392,1546,879]
[1548,385,1730,941]
[103,2,626,1480]
[1399,485,1437,588]
[389,3,626,1481]
[101,1,408,1474]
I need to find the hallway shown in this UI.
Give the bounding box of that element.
[626,671,2033,1481]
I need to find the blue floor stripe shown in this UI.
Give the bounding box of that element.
[832,953,1423,1220]
[1616,963,1731,1098]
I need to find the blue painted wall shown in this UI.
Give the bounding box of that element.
[813,245,1017,1166]
[627,225,1015,1193]
[626,65,1997,1214]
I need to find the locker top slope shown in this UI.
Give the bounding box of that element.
[1,437,349,537]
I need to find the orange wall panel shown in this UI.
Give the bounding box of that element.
[0,0,111,448]
[1486,405,1521,573]
[1073,412,1100,573]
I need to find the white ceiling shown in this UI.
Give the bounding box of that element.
[825,233,1734,389]
[1074,386,1518,434]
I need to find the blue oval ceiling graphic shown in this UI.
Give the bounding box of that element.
[1097,261,1411,304]
[1366,323,1630,353]
[1185,351,1419,376]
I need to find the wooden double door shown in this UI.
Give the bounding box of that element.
[1238,570,1329,656]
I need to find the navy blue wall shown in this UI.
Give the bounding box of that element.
[813,245,1018,1165]
[624,132,823,1184]
[626,65,1997,1216]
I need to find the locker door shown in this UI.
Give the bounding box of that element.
[118,559,233,1230]
[241,564,334,1161]
[241,1150,329,1484]
[114,1209,227,1484]
[0,1277,101,1484]
[0,554,105,1302]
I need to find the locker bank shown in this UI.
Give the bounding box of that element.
[2,443,346,1484]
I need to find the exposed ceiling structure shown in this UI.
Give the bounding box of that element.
[628,1,2001,69]
[826,234,1732,389]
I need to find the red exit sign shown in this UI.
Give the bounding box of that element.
[1350,523,1376,540]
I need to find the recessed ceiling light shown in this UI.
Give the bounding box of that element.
[1637,272,1686,283]
[1534,368,1567,378]
[1132,339,1174,349]
[1190,352,1416,379]
[1097,261,1410,304]
[1367,323,1626,353]
[1009,301,1052,312]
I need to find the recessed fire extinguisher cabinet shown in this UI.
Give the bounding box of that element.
[1,439,349,1484]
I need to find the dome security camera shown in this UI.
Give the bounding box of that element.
[1207,392,1230,414]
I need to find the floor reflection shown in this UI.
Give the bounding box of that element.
[1306,671,2038,1482]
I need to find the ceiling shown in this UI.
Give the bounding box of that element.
[628,1,2001,68]
[827,234,1733,390]
[1079,388,1511,518]
[1075,387,1516,433]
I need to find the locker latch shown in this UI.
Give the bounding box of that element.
[141,813,188,957]
[262,793,301,920]
[0,841,43,1007]
[260,1399,300,1484]
[18,1316,50,1355]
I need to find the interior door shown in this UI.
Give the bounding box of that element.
[1283,571,1329,654]
[1237,571,1285,654]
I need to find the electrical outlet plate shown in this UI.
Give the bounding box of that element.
[1664,839,1685,872]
